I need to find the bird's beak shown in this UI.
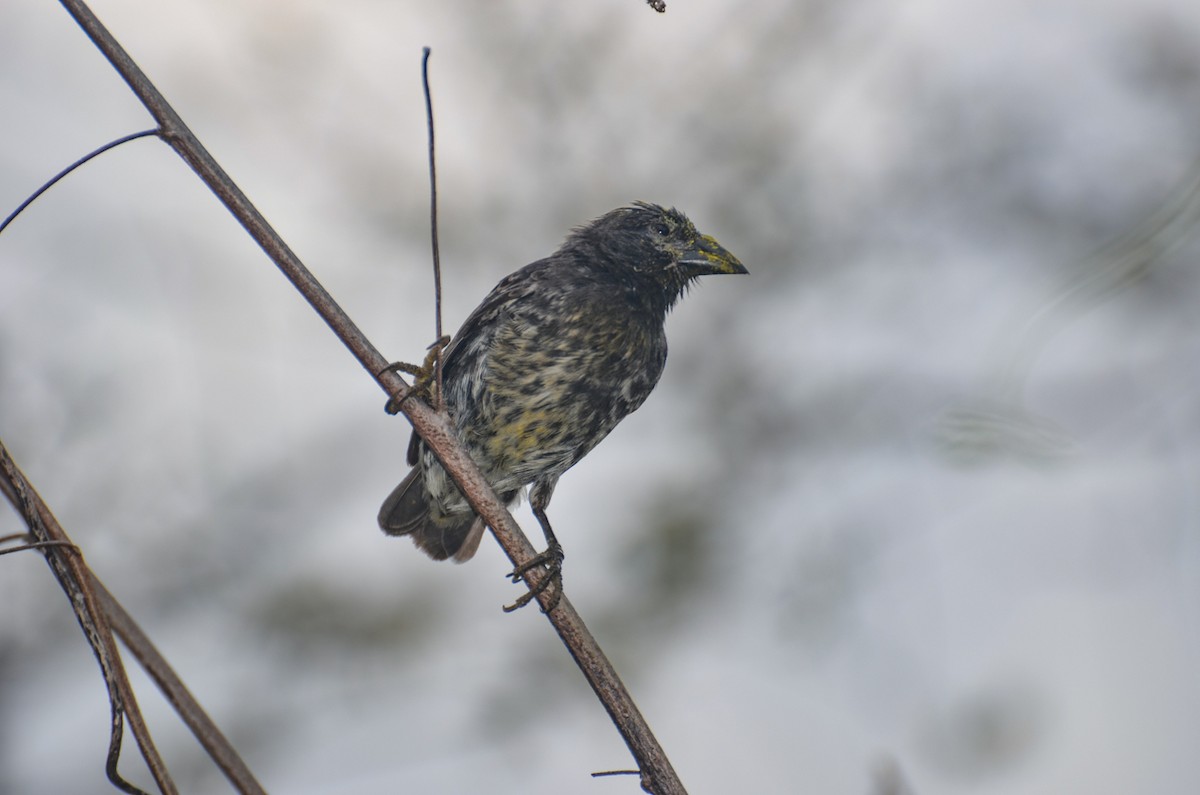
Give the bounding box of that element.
[678,234,748,276]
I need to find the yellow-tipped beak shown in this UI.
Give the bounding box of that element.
[679,234,748,276]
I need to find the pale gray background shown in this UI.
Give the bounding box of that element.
[2,1,1199,793]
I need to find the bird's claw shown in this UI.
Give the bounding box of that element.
[503,542,564,613]
[382,335,452,414]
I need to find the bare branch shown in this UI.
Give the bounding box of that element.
[95,578,268,795]
[1,446,267,793]
[0,440,170,795]
[54,1,688,791]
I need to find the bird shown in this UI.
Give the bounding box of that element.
[379,201,746,609]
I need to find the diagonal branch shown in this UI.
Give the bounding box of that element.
[56,1,687,792]
[95,577,268,795]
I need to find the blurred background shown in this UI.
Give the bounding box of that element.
[3,0,1200,792]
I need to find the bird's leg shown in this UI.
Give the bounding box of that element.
[382,335,451,414]
[503,505,564,613]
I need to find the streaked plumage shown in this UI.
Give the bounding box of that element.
[379,202,746,565]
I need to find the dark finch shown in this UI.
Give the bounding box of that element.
[379,202,746,604]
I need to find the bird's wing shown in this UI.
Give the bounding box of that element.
[439,259,560,382]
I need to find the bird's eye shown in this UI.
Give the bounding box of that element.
[653,223,670,237]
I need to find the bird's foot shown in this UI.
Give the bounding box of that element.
[503,541,564,613]
[382,335,451,414]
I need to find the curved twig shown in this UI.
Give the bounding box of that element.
[0,129,158,235]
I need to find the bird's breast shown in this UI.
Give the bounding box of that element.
[468,297,666,475]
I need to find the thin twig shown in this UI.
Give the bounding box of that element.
[0,129,159,235]
[0,536,79,555]
[421,47,446,409]
[54,2,687,792]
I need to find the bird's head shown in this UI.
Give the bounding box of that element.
[569,202,747,310]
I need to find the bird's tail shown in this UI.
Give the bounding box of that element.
[378,468,484,562]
